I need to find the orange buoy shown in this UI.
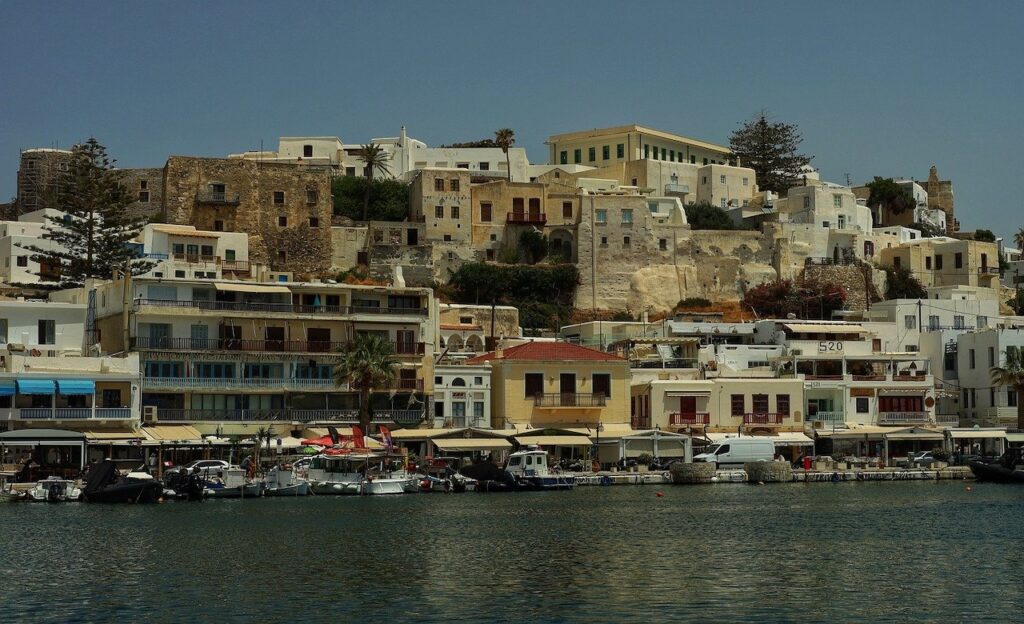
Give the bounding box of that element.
[655,491,664,497]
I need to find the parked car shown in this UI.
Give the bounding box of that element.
[911,451,942,467]
[166,459,229,479]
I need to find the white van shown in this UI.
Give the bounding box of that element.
[693,437,776,468]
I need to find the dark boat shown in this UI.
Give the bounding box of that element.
[459,461,517,492]
[164,469,207,501]
[969,448,1024,483]
[82,460,164,503]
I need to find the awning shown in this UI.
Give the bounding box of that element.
[214,283,291,294]
[666,390,712,397]
[883,431,944,441]
[1006,433,1024,443]
[57,380,96,395]
[949,429,1007,440]
[151,224,222,238]
[515,435,593,446]
[142,425,204,443]
[784,323,864,334]
[772,432,815,447]
[0,381,14,396]
[84,430,144,442]
[16,379,55,394]
[433,438,512,452]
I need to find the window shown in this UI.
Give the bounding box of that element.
[837,215,846,229]
[621,209,633,224]
[989,346,995,366]
[456,163,469,170]
[435,206,444,219]
[474,377,484,386]
[174,270,185,278]
[925,257,932,270]
[894,256,902,269]
[434,178,446,192]
[690,155,696,164]
[15,256,27,267]
[703,158,708,165]
[562,202,572,219]
[616,144,624,158]
[954,315,965,329]
[864,241,874,257]
[0,319,6,343]
[588,147,596,162]
[303,144,313,158]
[856,397,869,413]
[38,319,55,345]
[803,196,811,209]
[306,190,318,204]
[225,249,236,261]
[600,237,608,246]
[1011,390,1019,408]
[138,191,150,203]
[479,162,489,171]
[560,151,568,165]
[278,250,287,263]
[345,167,356,177]
[991,387,997,407]
[904,315,916,329]
[451,206,460,220]
[525,373,544,398]
[200,245,213,256]
[929,315,940,330]
[720,174,726,184]
[480,202,492,222]
[644,144,649,158]
[752,394,769,413]
[962,389,970,408]
[720,198,727,209]
[595,209,607,224]
[273,191,285,205]
[443,234,452,242]
[309,217,320,228]
[833,194,842,208]
[954,252,963,269]
[278,216,287,227]
[574,149,582,164]
[489,234,497,241]
[214,220,224,232]
[623,236,631,247]
[593,373,611,398]
[742,177,748,186]
[935,254,943,270]
[659,239,667,251]
[730,394,745,416]
[969,349,976,369]
[602,145,610,160]
[450,179,460,192]
[978,315,988,328]
[661,148,667,160]
[777,394,790,416]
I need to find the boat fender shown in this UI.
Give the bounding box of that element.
[599,475,612,486]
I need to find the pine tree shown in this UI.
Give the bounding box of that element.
[19,138,152,288]
[729,112,813,195]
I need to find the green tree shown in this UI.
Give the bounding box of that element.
[356,143,392,221]
[974,229,996,243]
[684,201,735,230]
[912,221,942,239]
[728,112,813,195]
[1013,227,1024,250]
[742,278,847,320]
[494,128,515,181]
[518,230,548,264]
[990,346,1024,430]
[19,138,151,288]
[331,177,409,222]
[866,177,917,217]
[438,139,498,148]
[333,334,398,434]
[884,266,927,299]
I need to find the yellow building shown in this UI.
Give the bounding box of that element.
[467,342,630,431]
[879,238,1000,289]
[547,124,732,168]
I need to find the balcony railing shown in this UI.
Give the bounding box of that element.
[132,336,353,353]
[134,299,429,316]
[811,411,845,423]
[978,266,999,275]
[153,408,419,424]
[663,183,690,194]
[630,358,699,369]
[221,260,251,274]
[878,411,931,425]
[742,412,786,425]
[507,212,547,225]
[391,379,425,392]
[17,407,132,420]
[533,393,607,408]
[669,412,710,425]
[143,377,336,390]
[196,191,241,204]
[936,413,960,425]
[172,253,219,264]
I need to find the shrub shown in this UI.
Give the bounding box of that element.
[743,278,847,320]
[331,176,409,222]
[678,297,712,309]
[884,266,926,300]
[684,202,735,230]
[518,231,548,264]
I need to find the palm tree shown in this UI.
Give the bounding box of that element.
[990,346,1024,429]
[1014,227,1024,252]
[494,128,515,181]
[333,333,398,435]
[356,143,392,222]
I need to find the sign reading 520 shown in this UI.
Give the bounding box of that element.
[818,341,843,352]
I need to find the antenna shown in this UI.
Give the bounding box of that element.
[844,173,851,186]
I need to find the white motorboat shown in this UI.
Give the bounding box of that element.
[359,455,418,495]
[204,468,263,498]
[263,465,310,496]
[307,453,373,495]
[505,448,575,490]
[27,476,82,502]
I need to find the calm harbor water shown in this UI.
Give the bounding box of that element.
[2,481,1023,623]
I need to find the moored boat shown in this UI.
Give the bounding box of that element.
[82,460,164,503]
[27,476,82,502]
[505,448,575,491]
[204,468,263,498]
[263,465,310,496]
[970,448,1024,483]
[307,452,370,495]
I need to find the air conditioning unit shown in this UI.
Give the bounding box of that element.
[143,406,158,423]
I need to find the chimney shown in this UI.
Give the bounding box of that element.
[493,348,504,360]
[399,125,407,147]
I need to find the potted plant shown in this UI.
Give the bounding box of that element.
[637,453,653,473]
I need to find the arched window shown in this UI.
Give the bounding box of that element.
[452,378,466,387]
[864,241,874,258]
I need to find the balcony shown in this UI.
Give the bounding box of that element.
[936,413,960,426]
[742,412,786,426]
[143,377,336,391]
[221,260,251,275]
[13,407,132,420]
[132,336,352,354]
[196,191,241,205]
[507,212,547,225]
[663,183,690,195]
[154,408,420,424]
[390,379,425,392]
[172,253,219,264]
[811,411,845,423]
[978,266,1000,275]
[669,412,710,425]
[533,393,607,408]
[878,411,931,425]
[133,299,429,317]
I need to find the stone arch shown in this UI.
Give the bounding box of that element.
[452,377,466,387]
[446,334,464,352]
[466,334,484,352]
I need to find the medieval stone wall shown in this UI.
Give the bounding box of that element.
[119,167,164,221]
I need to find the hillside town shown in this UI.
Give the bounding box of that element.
[1,120,1023,484]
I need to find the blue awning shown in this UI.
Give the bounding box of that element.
[57,380,96,395]
[16,379,56,395]
[0,382,14,396]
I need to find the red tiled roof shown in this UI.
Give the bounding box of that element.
[466,341,624,364]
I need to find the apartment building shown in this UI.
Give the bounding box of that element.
[0,209,62,286]
[547,125,732,169]
[229,137,347,174]
[879,237,1000,290]
[432,364,492,429]
[956,328,1024,427]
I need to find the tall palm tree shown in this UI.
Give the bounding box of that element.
[334,333,398,435]
[494,128,515,181]
[990,346,1024,429]
[356,143,392,222]
[1014,227,1024,252]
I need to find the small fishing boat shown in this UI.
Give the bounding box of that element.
[27,476,82,502]
[307,453,370,495]
[418,457,476,493]
[459,460,517,492]
[204,468,263,498]
[970,448,1024,483]
[505,448,575,490]
[82,460,164,503]
[360,455,418,495]
[263,465,310,496]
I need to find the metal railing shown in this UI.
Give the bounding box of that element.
[390,379,425,392]
[935,413,960,425]
[221,260,251,274]
[172,253,219,264]
[878,411,931,424]
[196,191,241,204]
[507,212,547,225]
[978,266,999,275]
[154,408,416,424]
[17,407,131,420]
[630,358,699,369]
[132,336,352,353]
[533,393,607,408]
[143,377,336,390]
[812,411,845,423]
[669,412,710,425]
[134,299,429,316]
[742,412,786,425]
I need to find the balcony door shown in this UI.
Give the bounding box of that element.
[679,396,697,417]
[396,330,415,354]
[560,373,576,406]
[265,327,285,351]
[307,328,331,352]
[528,198,541,220]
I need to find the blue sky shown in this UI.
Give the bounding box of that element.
[2,1,1022,238]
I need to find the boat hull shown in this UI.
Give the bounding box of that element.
[27,479,81,502]
[516,475,576,491]
[969,461,1024,483]
[310,480,361,495]
[84,480,164,503]
[265,482,311,496]
[361,477,417,495]
[205,483,264,498]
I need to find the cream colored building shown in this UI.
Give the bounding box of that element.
[467,341,630,431]
[879,237,1001,289]
[547,124,732,169]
